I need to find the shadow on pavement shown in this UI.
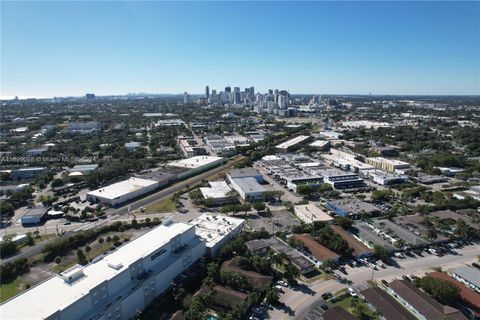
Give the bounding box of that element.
[291,283,316,296]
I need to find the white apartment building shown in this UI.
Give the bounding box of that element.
[0,219,206,320]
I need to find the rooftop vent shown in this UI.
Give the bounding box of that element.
[107,260,124,270]
[60,265,85,284]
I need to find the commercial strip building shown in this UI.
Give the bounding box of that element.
[199,181,233,205]
[167,156,224,180]
[204,135,236,157]
[292,234,340,263]
[0,220,206,320]
[244,237,314,274]
[326,199,380,219]
[360,286,417,320]
[86,177,159,207]
[369,219,430,249]
[190,213,244,257]
[227,168,266,201]
[392,214,449,243]
[428,272,480,318]
[352,222,397,252]
[258,156,323,192]
[386,279,467,320]
[452,266,480,294]
[275,135,311,152]
[365,157,410,173]
[67,121,100,134]
[330,225,373,258]
[177,136,206,158]
[294,203,333,224]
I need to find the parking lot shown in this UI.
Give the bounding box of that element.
[245,208,301,234]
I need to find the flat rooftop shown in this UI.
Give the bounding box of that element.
[327,199,380,215]
[294,203,333,223]
[0,221,194,320]
[228,167,261,179]
[231,177,266,193]
[191,213,244,248]
[276,135,310,149]
[87,177,158,200]
[293,234,339,262]
[200,181,231,199]
[454,266,480,289]
[168,156,223,169]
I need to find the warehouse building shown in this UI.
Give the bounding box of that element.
[0,219,206,320]
[326,199,380,219]
[86,177,159,207]
[294,203,333,224]
[275,135,311,152]
[11,167,46,180]
[20,206,49,226]
[167,156,224,180]
[318,168,366,190]
[190,213,244,257]
[199,181,233,205]
[227,168,266,201]
[228,177,266,201]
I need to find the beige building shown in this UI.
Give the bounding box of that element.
[365,157,410,173]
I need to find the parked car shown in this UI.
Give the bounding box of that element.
[348,288,358,297]
[277,280,288,287]
[321,292,333,300]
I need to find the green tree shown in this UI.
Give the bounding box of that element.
[416,276,460,305]
[373,245,389,262]
[334,216,353,230]
[252,201,266,213]
[265,285,280,304]
[76,249,87,265]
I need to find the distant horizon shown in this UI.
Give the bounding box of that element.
[2,1,479,98]
[3,91,480,101]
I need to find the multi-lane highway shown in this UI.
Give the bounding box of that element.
[1,156,244,265]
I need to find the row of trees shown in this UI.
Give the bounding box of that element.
[42,219,160,261]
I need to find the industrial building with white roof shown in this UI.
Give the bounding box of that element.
[199,181,233,205]
[86,177,159,207]
[294,203,334,224]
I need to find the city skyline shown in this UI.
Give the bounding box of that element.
[1,1,479,98]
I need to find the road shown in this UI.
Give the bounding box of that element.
[253,163,302,203]
[1,156,244,265]
[268,243,480,320]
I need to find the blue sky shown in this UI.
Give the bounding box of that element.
[1,1,479,98]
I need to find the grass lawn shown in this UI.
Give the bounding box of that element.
[334,296,379,320]
[0,278,24,302]
[144,197,177,213]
